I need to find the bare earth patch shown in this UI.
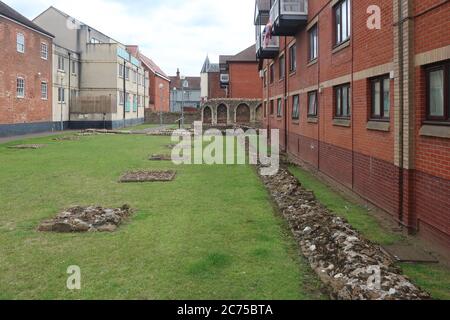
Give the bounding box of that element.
[9,144,47,149]
[52,136,80,141]
[37,205,133,233]
[119,170,176,183]
[149,154,172,161]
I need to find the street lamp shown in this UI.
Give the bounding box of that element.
[181,78,188,127]
[159,83,164,126]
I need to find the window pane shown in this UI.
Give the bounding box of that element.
[336,6,341,44]
[342,1,348,41]
[383,78,390,117]
[336,88,342,116]
[373,81,381,116]
[343,86,349,116]
[429,70,444,117]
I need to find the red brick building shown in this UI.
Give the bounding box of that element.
[201,45,263,101]
[222,45,263,99]
[256,0,450,251]
[0,1,54,137]
[126,45,170,113]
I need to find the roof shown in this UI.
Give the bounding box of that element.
[0,1,53,37]
[227,44,257,62]
[200,56,210,73]
[219,55,233,65]
[126,45,170,81]
[200,55,220,73]
[169,76,201,90]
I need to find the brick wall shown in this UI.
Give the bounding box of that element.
[0,17,52,127]
[150,75,170,113]
[260,0,450,250]
[208,71,226,99]
[229,61,263,99]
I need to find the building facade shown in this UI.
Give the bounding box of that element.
[34,6,147,129]
[0,1,54,137]
[170,69,201,112]
[127,45,170,113]
[200,57,225,102]
[255,0,450,251]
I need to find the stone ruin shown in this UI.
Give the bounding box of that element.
[119,170,176,183]
[149,154,172,161]
[9,144,46,149]
[259,165,431,300]
[38,205,133,233]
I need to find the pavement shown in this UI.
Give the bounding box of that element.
[0,130,76,145]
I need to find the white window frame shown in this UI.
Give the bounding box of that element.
[41,82,48,100]
[40,42,48,60]
[71,61,77,76]
[17,33,25,53]
[58,55,65,72]
[58,87,65,103]
[17,77,25,98]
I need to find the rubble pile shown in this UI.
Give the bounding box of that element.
[259,167,431,300]
[38,205,133,233]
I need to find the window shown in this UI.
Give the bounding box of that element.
[370,75,390,120]
[119,91,124,105]
[279,55,285,80]
[334,0,351,46]
[119,64,124,78]
[309,24,318,61]
[269,64,274,84]
[292,95,300,120]
[426,62,450,122]
[58,87,65,103]
[41,82,48,100]
[90,38,100,44]
[58,56,65,71]
[71,89,79,98]
[270,100,274,115]
[335,84,351,118]
[277,98,283,117]
[40,43,48,60]
[263,70,267,87]
[132,70,136,83]
[263,102,267,118]
[125,67,130,80]
[308,91,318,117]
[72,61,77,75]
[16,77,25,98]
[289,44,297,73]
[17,33,25,53]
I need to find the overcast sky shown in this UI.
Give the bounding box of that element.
[5,0,256,76]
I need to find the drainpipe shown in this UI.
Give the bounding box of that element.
[123,61,127,128]
[397,0,405,225]
[284,36,288,153]
[68,52,71,130]
[351,0,355,189]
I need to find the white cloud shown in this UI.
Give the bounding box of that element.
[6,0,256,76]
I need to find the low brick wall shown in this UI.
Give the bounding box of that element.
[144,110,201,125]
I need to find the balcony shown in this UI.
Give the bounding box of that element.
[254,0,271,25]
[256,26,279,59]
[269,0,308,36]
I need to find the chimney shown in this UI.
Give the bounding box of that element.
[176,68,180,79]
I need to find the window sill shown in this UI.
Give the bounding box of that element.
[291,119,300,125]
[367,120,390,132]
[332,40,350,54]
[307,117,318,124]
[289,71,296,77]
[333,118,351,127]
[420,124,450,139]
[307,59,318,67]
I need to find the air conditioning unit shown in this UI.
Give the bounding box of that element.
[220,74,230,84]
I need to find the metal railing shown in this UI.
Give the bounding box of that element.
[256,27,280,52]
[270,0,308,23]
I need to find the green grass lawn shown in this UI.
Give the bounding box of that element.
[289,165,450,300]
[0,134,324,300]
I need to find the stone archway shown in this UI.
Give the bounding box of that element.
[255,104,263,122]
[235,103,251,124]
[217,104,228,124]
[203,106,212,124]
